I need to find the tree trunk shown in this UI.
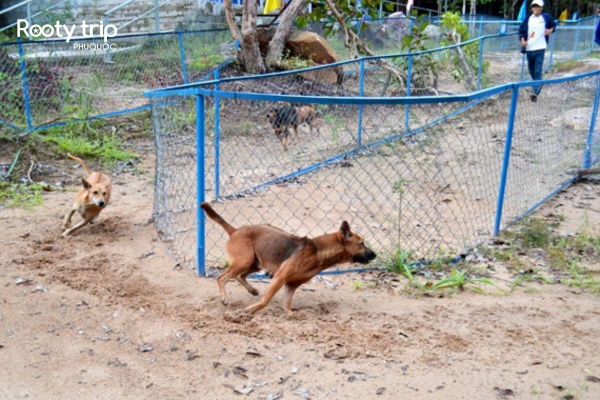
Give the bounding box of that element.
[470,0,476,15]
[265,0,310,70]
[223,0,244,66]
[241,0,265,74]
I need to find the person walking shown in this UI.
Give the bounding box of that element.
[518,0,556,102]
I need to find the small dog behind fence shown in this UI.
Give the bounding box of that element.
[266,104,319,151]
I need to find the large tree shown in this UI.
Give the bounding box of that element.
[224,0,396,73]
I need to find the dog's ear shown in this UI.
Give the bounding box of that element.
[340,221,351,238]
[81,178,91,190]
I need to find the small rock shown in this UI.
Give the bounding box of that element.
[15,278,33,286]
[140,250,155,259]
[376,387,386,395]
[267,391,283,400]
[291,367,298,374]
[294,388,310,399]
[186,350,200,360]
[139,343,154,353]
[34,285,47,293]
[232,366,248,378]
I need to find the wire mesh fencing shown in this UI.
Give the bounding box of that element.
[147,67,600,275]
[2,15,598,137]
[0,28,231,135]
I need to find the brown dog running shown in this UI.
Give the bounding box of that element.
[266,104,318,151]
[201,202,377,315]
[62,153,112,237]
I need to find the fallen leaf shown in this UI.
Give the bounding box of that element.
[232,366,248,378]
[493,387,514,396]
[246,345,261,357]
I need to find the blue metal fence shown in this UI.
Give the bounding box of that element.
[146,50,600,276]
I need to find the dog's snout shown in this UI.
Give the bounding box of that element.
[98,201,106,208]
[366,248,377,261]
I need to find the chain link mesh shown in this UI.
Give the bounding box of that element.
[150,67,600,273]
[2,16,598,135]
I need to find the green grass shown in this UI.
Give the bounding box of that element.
[386,249,416,281]
[0,182,46,209]
[34,123,139,165]
[431,269,505,295]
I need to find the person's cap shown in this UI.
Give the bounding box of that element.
[531,0,544,7]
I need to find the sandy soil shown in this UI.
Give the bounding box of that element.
[1,151,600,400]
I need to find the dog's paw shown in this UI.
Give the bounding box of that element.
[221,299,228,306]
[249,288,259,296]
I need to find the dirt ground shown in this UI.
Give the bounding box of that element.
[1,148,600,400]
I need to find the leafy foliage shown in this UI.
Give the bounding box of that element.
[393,16,438,94]
[439,11,489,86]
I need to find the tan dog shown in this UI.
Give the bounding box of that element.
[201,202,377,315]
[266,104,319,151]
[62,154,112,237]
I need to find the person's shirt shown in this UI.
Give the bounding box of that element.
[526,14,547,51]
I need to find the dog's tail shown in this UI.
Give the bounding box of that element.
[67,153,93,176]
[201,202,236,236]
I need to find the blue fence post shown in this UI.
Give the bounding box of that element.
[477,37,485,91]
[478,15,484,38]
[214,69,221,198]
[493,86,519,236]
[583,74,600,169]
[178,29,188,84]
[17,38,33,132]
[405,55,413,133]
[196,94,206,277]
[357,59,365,147]
[574,19,581,58]
[548,29,557,69]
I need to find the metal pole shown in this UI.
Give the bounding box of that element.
[477,37,484,90]
[196,95,206,277]
[214,69,221,198]
[573,19,580,58]
[26,1,31,27]
[18,38,33,132]
[357,59,365,147]
[478,15,483,38]
[405,55,412,133]
[178,29,188,84]
[548,29,557,69]
[103,15,112,62]
[493,86,519,236]
[154,0,160,33]
[379,2,382,19]
[583,74,600,169]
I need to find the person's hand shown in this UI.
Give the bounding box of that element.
[545,28,553,35]
[521,39,527,47]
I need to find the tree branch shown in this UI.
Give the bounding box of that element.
[323,0,406,86]
[265,0,310,70]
